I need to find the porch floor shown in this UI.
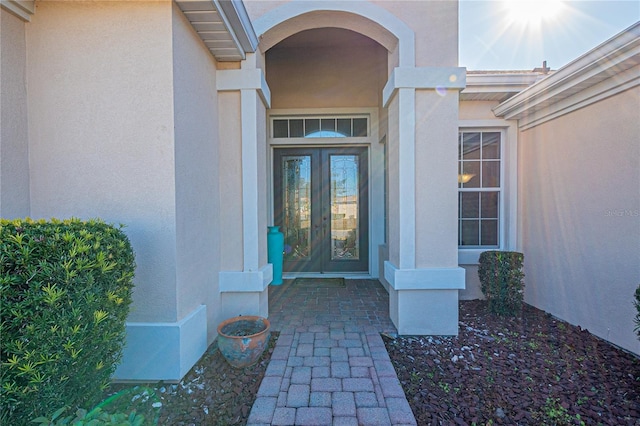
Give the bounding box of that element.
[247,279,417,425]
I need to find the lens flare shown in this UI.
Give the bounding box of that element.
[503,0,565,26]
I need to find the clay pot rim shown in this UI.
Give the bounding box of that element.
[217,315,270,339]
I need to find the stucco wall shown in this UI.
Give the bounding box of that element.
[0,9,30,218]
[459,265,484,300]
[265,31,387,109]
[415,90,460,268]
[171,4,221,342]
[375,0,457,67]
[247,0,458,68]
[519,87,640,354]
[459,100,501,120]
[25,1,178,322]
[218,92,244,271]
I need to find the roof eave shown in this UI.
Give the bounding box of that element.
[461,73,545,102]
[493,22,640,120]
[175,0,259,62]
[217,0,259,53]
[1,0,34,21]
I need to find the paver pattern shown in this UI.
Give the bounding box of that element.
[247,279,417,426]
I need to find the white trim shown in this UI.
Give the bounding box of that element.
[505,124,519,253]
[217,71,272,278]
[0,0,34,21]
[494,23,640,129]
[252,0,415,67]
[267,107,383,277]
[211,0,246,59]
[464,72,543,92]
[384,261,465,290]
[216,69,271,108]
[114,305,207,382]
[383,67,467,107]
[219,264,273,292]
[268,138,371,147]
[518,67,639,130]
[456,124,519,264]
[458,119,511,128]
[215,0,259,52]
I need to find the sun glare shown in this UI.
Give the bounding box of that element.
[503,0,565,26]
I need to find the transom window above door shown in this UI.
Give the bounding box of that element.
[272,116,368,138]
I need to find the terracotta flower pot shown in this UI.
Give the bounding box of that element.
[217,316,271,368]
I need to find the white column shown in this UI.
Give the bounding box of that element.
[241,88,259,271]
[397,87,416,269]
[382,66,468,335]
[217,66,272,319]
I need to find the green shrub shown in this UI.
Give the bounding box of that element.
[32,406,145,426]
[478,250,525,316]
[32,387,160,426]
[0,218,135,425]
[635,284,640,339]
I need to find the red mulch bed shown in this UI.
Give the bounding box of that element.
[384,300,640,425]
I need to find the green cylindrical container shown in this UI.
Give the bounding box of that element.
[267,226,284,285]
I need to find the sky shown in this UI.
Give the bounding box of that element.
[459,0,640,70]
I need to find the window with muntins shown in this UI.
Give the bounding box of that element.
[458,131,501,247]
[272,116,368,138]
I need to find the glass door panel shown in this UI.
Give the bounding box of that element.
[282,156,311,262]
[274,147,368,273]
[330,155,360,261]
[321,148,368,273]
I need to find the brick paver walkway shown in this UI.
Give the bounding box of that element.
[247,279,417,426]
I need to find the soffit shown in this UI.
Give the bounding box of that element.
[461,72,547,102]
[1,0,35,21]
[175,0,257,62]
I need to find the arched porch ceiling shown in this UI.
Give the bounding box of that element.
[253,1,415,67]
[265,27,388,109]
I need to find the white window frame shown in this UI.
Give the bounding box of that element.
[458,120,518,265]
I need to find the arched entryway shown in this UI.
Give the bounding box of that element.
[265,27,387,276]
[239,0,467,335]
[253,1,412,277]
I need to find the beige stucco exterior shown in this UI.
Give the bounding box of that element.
[0,10,30,218]
[171,2,222,339]
[518,87,640,354]
[265,29,387,109]
[1,0,637,382]
[252,0,466,335]
[11,0,236,379]
[25,1,179,323]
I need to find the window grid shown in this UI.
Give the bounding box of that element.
[458,131,502,248]
[272,117,368,139]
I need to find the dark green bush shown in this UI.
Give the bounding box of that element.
[0,218,135,425]
[32,386,160,426]
[635,284,640,339]
[478,250,525,316]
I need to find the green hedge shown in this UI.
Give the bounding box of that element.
[478,251,525,316]
[0,218,135,425]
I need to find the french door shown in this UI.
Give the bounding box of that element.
[273,147,369,273]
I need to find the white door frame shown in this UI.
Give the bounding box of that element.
[267,107,384,278]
